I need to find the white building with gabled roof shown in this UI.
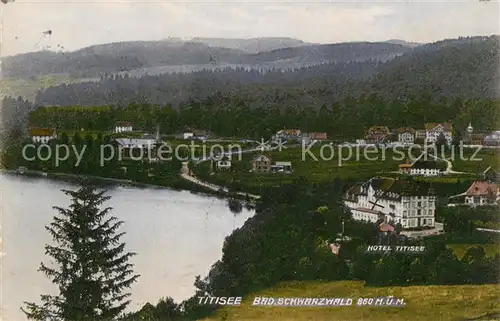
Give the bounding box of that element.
[425,122,453,144]
[344,177,436,229]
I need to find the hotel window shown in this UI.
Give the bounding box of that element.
[418,202,422,207]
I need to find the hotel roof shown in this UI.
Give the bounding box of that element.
[346,177,434,201]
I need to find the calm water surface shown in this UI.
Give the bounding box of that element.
[0,174,254,321]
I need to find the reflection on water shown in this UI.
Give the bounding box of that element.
[0,174,254,320]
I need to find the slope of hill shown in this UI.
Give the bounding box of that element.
[241,42,410,64]
[362,35,500,99]
[0,41,245,79]
[201,280,499,321]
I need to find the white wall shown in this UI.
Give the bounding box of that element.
[398,133,415,144]
[32,135,56,143]
[410,168,441,176]
[426,129,452,144]
[115,126,133,133]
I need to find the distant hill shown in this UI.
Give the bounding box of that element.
[27,36,500,107]
[385,39,421,47]
[190,37,310,53]
[241,42,410,65]
[0,41,245,79]
[0,39,410,79]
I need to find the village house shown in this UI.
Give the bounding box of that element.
[301,132,328,145]
[396,127,415,144]
[183,131,194,140]
[468,133,486,146]
[114,132,166,162]
[343,177,436,229]
[115,121,133,133]
[398,154,445,177]
[414,129,427,143]
[463,123,486,145]
[409,159,444,177]
[424,122,453,145]
[251,154,272,173]
[364,126,390,144]
[183,128,209,141]
[271,161,292,173]
[483,130,500,146]
[29,127,57,143]
[114,137,157,150]
[450,181,500,206]
[398,163,412,175]
[216,155,232,171]
[193,129,209,141]
[306,132,328,141]
[483,166,500,182]
[275,129,302,141]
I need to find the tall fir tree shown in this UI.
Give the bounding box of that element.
[22,182,139,320]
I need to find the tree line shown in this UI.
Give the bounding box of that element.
[23,96,500,141]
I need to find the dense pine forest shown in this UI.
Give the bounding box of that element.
[17,96,500,140]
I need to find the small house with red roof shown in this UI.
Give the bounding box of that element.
[455,181,500,206]
[29,127,57,143]
[364,126,390,144]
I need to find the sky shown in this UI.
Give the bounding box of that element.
[1,0,499,56]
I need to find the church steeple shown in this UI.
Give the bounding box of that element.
[467,123,473,135]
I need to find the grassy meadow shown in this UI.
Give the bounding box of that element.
[199,145,405,186]
[201,280,500,321]
[447,244,500,259]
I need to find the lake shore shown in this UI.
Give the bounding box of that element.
[0,168,257,206]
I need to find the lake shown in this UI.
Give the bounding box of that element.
[0,174,254,320]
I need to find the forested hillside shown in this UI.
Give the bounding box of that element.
[30,36,500,107]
